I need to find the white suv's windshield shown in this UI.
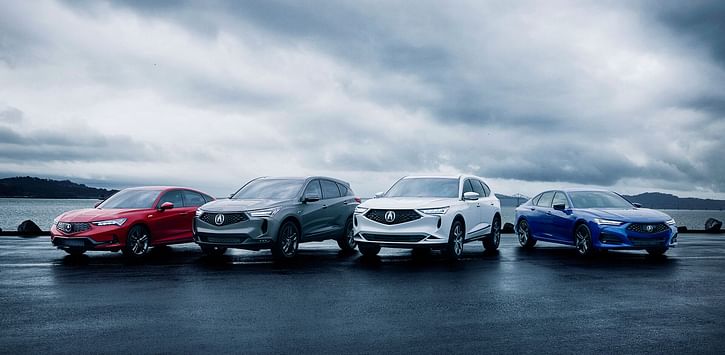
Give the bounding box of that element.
[98,189,162,209]
[568,191,634,209]
[233,179,305,200]
[386,178,459,198]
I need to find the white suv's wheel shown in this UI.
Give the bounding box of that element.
[445,219,465,260]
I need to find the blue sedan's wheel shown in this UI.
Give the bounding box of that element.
[575,224,595,257]
[517,220,536,248]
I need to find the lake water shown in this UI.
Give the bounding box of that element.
[1,198,723,231]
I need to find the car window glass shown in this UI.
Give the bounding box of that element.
[480,181,491,197]
[182,190,206,207]
[202,194,214,202]
[471,179,486,197]
[536,191,555,207]
[320,180,341,199]
[303,180,322,197]
[552,192,569,209]
[337,183,348,196]
[157,190,183,208]
[531,194,542,206]
[462,179,474,195]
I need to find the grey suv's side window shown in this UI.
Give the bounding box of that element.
[303,180,322,198]
[537,191,555,207]
[337,183,348,196]
[182,190,206,207]
[320,180,341,199]
[471,180,486,197]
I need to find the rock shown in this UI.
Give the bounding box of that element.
[677,226,688,233]
[502,222,515,233]
[17,220,42,234]
[705,218,722,233]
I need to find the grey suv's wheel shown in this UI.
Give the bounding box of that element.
[483,215,501,251]
[575,223,595,257]
[517,219,537,248]
[201,245,227,256]
[122,225,150,258]
[336,218,356,252]
[272,220,299,260]
[359,244,381,257]
[445,219,465,260]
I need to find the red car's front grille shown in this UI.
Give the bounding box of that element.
[57,222,92,234]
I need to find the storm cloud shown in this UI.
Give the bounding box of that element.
[1,0,723,198]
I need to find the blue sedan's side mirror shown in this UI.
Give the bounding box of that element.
[553,203,566,211]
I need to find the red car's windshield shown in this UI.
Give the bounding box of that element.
[98,189,162,209]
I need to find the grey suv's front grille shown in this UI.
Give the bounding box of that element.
[365,209,421,225]
[199,213,249,226]
[627,223,668,234]
[57,222,91,233]
[362,234,427,242]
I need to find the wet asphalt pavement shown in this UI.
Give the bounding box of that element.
[1,234,725,354]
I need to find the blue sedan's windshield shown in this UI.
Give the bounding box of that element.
[233,179,304,200]
[98,189,162,209]
[568,191,634,209]
[386,178,459,198]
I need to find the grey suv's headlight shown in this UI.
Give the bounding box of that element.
[92,218,127,226]
[418,207,449,215]
[248,208,280,217]
[665,218,676,225]
[195,209,205,217]
[354,206,368,214]
[593,218,623,226]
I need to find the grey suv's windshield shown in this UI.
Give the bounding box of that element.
[233,179,304,200]
[98,189,162,209]
[568,191,634,209]
[386,178,459,198]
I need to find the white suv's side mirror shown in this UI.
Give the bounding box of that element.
[463,192,480,201]
[374,192,385,198]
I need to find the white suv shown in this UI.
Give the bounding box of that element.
[353,175,502,260]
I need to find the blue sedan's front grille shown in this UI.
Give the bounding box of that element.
[627,223,669,234]
[629,236,667,247]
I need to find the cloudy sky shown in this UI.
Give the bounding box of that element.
[1,0,724,198]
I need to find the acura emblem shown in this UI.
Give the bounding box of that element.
[384,210,396,223]
[61,223,72,233]
[214,214,225,226]
[646,225,654,232]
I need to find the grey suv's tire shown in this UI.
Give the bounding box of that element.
[575,223,596,257]
[336,218,356,252]
[359,244,381,257]
[646,247,668,256]
[445,219,465,260]
[201,245,227,256]
[122,225,150,258]
[272,220,299,260]
[483,215,501,251]
[517,219,537,248]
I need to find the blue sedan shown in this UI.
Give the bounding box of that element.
[514,189,677,256]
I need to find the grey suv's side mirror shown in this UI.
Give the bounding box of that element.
[463,192,480,201]
[303,193,321,203]
[374,192,385,198]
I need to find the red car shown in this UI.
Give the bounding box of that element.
[51,186,214,257]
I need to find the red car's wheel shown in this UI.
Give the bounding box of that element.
[123,225,150,258]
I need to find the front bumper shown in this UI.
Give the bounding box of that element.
[50,225,125,251]
[352,212,451,249]
[193,214,281,251]
[593,222,678,250]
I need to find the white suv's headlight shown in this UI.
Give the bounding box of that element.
[354,206,368,214]
[248,207,280,217]
[418,207,449,215]
[665,218,676,226]
[594,218,623,226]
[195,209,205,217]
[92,218,127,226]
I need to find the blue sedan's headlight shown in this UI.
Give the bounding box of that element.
[665,218,676,226]
[594,218,624,226]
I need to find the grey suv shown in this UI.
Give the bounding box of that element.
[193,176,359,260]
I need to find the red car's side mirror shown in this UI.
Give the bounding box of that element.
[158,202,174,211]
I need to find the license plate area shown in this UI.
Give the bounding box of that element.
[207,237,241,244]
[63,239,86,247]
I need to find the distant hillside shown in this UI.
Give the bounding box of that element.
[0,176,118,199]
[624,192,725,210]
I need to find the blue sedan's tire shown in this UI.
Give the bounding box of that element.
[517,220,537,248]
[575,224,595,257]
